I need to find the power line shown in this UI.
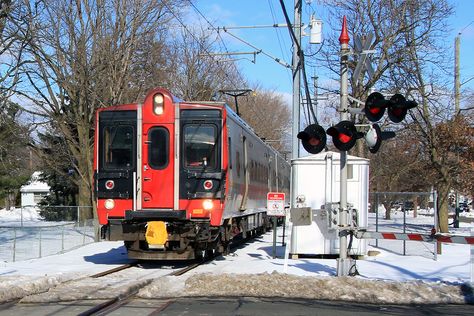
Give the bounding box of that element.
[218,27,291,69]
[268,0,292,86]
[278,0,318,125]
[186,0,241,78]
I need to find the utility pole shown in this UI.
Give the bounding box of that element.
[337,16,352,277]
[291,0,302,160]
[454,34,460,115]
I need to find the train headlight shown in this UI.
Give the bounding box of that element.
[104,199,115,210]
[202,199,213,210]
[153,93,164,115]
[203,180,213,190]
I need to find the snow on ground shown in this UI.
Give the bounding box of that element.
[0,209,474,304]
[0,207,44,226]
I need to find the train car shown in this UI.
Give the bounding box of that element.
[94,87,290,260]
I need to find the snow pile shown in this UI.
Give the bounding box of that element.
[0,207,44,225]
[0,275,73,303]
[20,277,153,303]
[138,272,473,304]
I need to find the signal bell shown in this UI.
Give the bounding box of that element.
[364,124,396,153]
[297,124,326,154]
[326,120,363,151]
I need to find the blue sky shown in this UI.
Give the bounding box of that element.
[191,0,474,99]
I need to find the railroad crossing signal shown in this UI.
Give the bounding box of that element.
[387,94,418,123]
[326,120,363,152]
[364,92,418,123]
[297,124,326,154]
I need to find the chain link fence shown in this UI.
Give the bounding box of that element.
[368,191,438,259]
[0,205,96,262]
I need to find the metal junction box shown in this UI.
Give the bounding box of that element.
[290,151,369,257]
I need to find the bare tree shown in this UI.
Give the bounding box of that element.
[166,27,243,101]
[235,85,291,154]
[0,1,30,100]
[17,0,182,221]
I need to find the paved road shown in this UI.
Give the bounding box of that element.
[1,297,473,315]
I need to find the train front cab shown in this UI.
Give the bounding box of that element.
[96,89,228,260]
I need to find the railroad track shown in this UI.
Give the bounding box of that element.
[78,260,205,316]
[89,262,139,278]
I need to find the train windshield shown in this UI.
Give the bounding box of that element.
[183,124,218,169]
[103,125,134,169]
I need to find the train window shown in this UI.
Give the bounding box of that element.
[228,137,232,169]
[103,125,134,170]
[236,151,241,177]
[148,127,169,169]
[183,124,217,169]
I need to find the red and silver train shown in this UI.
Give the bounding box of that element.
[94,88,290,260]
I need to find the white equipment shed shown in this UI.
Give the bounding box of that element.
[290,151,369,257]
[20,172,50,207]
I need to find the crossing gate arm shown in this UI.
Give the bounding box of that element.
[354,230,474,245]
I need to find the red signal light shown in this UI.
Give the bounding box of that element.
[365,92,388,122]
[297,124,327,154]
[365,92,418,123]
[326,120,363,151]
[387,94,417,123]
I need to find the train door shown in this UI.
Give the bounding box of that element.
[239,135,249,210]
[141,123,174,209]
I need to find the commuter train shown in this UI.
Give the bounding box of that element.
[94,87,290,260]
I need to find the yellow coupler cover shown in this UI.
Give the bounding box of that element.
[145,221,168,245]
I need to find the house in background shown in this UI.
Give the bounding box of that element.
[20,172,50,207]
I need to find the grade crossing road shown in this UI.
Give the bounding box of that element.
[1,297,474,315]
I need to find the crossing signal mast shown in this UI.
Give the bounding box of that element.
[296,16,418,277]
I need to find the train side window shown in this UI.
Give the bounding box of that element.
[236,151,241,177]
[148,127,169,169]
[228,137,232,169]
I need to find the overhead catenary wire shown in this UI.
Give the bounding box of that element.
[278,0,318,126]
[162,1,242,93]
[191,0,292,70]
[268,0,293,86]
[217,27,291,69]
[186,0,244,86]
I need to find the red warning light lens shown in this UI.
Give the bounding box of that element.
[203,180,213,190]
[105,180,115,190]
[338,133,351,144]
[369,107,381,114]
[309,137,321,146]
